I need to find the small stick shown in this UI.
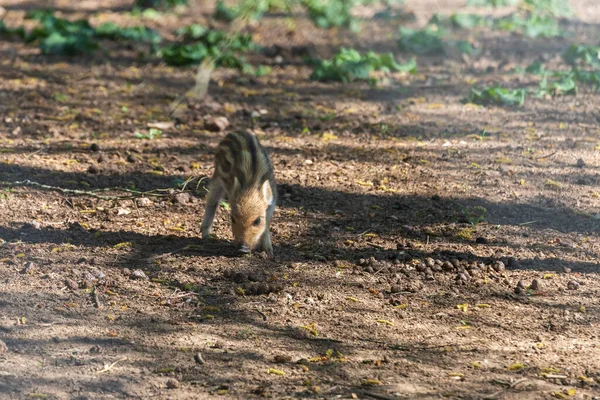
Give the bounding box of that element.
[96,358,127,374]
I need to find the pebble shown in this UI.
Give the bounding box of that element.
[126,154,137,163]
[136,197,152,207]
[493,261,505,273]
[205,116,230,132]
[0,339,7,353]
[130,269,149,280]
[517,280,526,289]
[567,280,579,290]
[90,143,100,152]
[273,354,292,363]
[27,221,41,230]
[576,158,585,168]
[173,192,191,205]
[514,286,525,295]
[65,278,79,290]
[475,237,489,244]
[166,379,179,389]
[530,279,541,291]
[442,261,454,271]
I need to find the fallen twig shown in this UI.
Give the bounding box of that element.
[96,358,127,374]
[0,179,168,200]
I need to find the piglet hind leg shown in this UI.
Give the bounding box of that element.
[201,180,224,239]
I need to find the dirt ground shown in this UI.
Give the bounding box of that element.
[0,0,599,399]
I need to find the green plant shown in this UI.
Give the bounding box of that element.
[523,0,571,17]
[310,48,416,82]
[495,13,561,38]
[159,27,255,68]
[468,86,527,106]
[536,71,577,97]
[24,10,97,55]
[462,206,488,226]
[302,0,359,31]
[95,23,162,45]
[467,0,519,6]
[563,44,600,67]
[398,26,444,55]
[135,128,163,139]
[134,0,188,10]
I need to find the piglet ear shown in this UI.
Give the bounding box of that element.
[261,180,273,206]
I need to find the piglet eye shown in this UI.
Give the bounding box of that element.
[253,217,261,227]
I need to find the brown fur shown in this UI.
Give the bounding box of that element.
[201,131,276,256]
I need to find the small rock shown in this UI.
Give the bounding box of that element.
[493,261,505,273]
[65,278,79,290]
[425,258,435,268]
[130,269,149,280]
[87,165,99,174]
[567,280,579,290]
[173,192,191,205]
[122,268,131,276]
[562,266,572,273]
[514,286,525,295]
[27,220,41,230]
[166,379,179,389]
[136,197,152,207]
[0,339,7,353]
[97,154,107,163]
[442,261,454,271]
[530,279,541,291]
[205,116,230,132]
[390,284,402,293]
[475,237,489,244]
[194,352,205,365]
[11,126,21,136]
[425,274,435,281]
[304,159,313,165]
[432,264,443,273]
[20,261,35,275]
[517,280,526,289]
[576,158,585,168]
[273,354,292,363]
[90,143,100,152]
[126,154,137,163]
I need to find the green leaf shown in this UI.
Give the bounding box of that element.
[525,60,546,75]
[175,24,207,40]
[96,23,162,44]
[449,13,487,29]
[310,48,416,82]
[214,0,239,22]
[398,27,444,55]
[563,44,600,67]
[468,86,526,106]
